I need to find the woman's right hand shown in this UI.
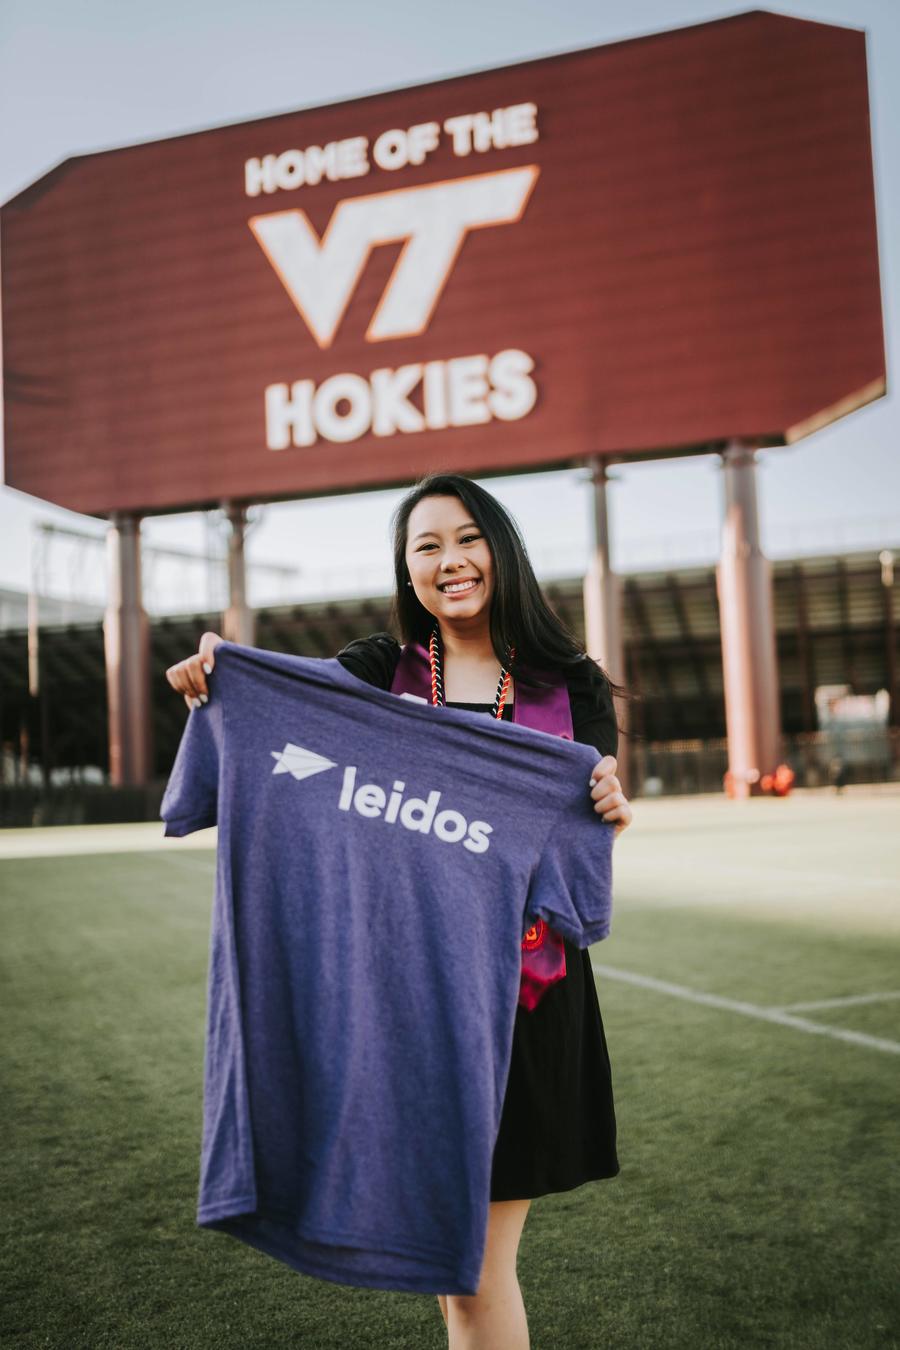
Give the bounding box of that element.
[165,631,224,710]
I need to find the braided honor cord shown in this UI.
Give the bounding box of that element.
[428,623,515,720]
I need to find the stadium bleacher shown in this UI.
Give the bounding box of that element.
[0,548,895,823]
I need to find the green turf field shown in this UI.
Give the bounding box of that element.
[2,790,899,1349]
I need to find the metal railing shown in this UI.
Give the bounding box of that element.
[630,727,900,797]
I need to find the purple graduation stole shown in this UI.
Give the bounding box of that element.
[390,641,573,1011]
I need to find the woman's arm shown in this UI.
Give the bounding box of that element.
[164,629,400,708]
[335,631,401,691]
[567,657,618,759]
[567,657,632,835]
[165,631,224,709]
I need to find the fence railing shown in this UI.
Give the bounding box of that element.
[630,727,900,797]
[2,729,898,825]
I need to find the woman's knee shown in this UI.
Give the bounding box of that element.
[483,1197,531,1269]
[448,1271,522,1308]
[446,1198,531,1303]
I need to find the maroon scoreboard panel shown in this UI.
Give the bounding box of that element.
[0,9,886,517]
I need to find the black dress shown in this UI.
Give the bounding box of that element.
[335,632,620,1201]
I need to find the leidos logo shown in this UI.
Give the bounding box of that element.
[338,765,494,854]
[249,166,539,348]
[271,742,493,855]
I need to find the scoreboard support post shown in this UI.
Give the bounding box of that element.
[716,441,782,798]
[583,457,629,795]
[223,502,256,647]
[103,514,152,787]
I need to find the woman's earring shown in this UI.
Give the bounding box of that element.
[406,580,412,587]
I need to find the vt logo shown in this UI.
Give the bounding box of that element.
[271,743,338,781]
[249,164,539,348]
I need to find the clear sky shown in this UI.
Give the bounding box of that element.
[1,0,898,611]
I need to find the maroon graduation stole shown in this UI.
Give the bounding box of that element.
[390,640,574,1011]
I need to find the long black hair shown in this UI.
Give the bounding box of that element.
[389,472,622,696]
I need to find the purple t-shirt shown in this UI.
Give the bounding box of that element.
[161,641,614,1295]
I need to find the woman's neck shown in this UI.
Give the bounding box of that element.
[437,622,497,665]
[435,620,514,705]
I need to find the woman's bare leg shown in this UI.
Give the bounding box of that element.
[436,1198,531,1349]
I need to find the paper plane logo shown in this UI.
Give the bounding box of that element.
[271,743,339,781]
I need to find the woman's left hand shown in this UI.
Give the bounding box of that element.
[589,756,633,835]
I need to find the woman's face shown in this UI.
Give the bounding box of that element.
[404,495,494,626]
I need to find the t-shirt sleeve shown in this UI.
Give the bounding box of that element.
[523,789,615,947]
[160,699,223,836]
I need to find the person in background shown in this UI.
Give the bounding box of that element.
[166,471,633,1350]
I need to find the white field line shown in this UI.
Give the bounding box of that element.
[0,826,217,860]
[591,963,900,1057]
[701,867,895,892]
[777,991,900,1012]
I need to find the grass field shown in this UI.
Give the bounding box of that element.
[2,789,899,1349]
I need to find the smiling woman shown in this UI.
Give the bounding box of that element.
[386,473,628,716]
[164,470,631,1348]
[404,500,503,702]
[407,499,494,647]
